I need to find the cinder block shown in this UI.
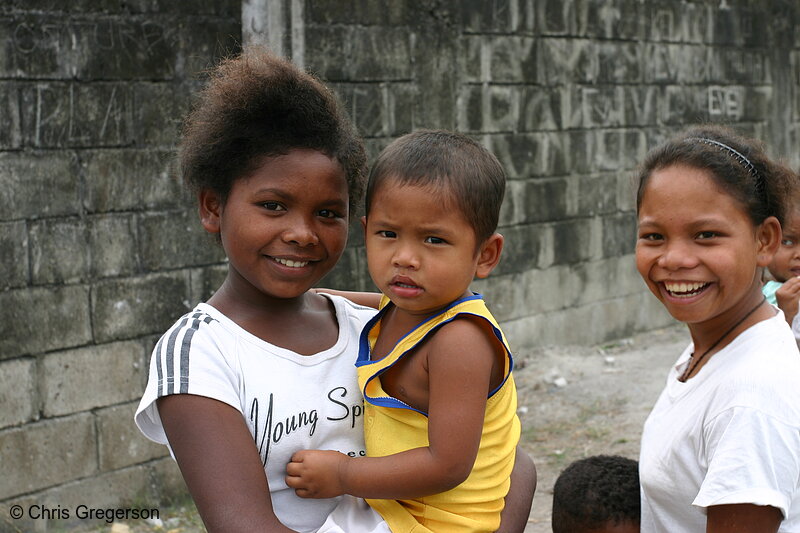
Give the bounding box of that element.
[540,38,599,84]
[620,129,648,171]
[577,174,617,216]
[597,42,643,84]
[0,220,28,289]
[502,291,673,351]
[617,168,639,213]
[334,83,386,138]
[0,414,97,500]
[133,82,195,147]
[623,87,659,126]
[602,212,637,258]
[565,130,596,174]
[498,179,521,227]
[710,4,754,47]
[174,17,240,78]
[318,245,369,292]
[91,273,192,343]
[188,263,228,305]
[643,43,679,83]
[484,85,520,133]
[486,133,546,179]
[455,86,478,133]
[712,48,769,84]
[97,402,168,472]
[536,0,577,35]
[580,86,625,128]
[0,286,92,360]
[0,358,36,429]
[147,456,190,504]
[71,19,178,81]
[493,223,544,276]
[661,84,707,125]
[458,36,484,83]
[41,341,145,417]
[29,218,89,285]
[649,2,711,43]
[7,0,125,13]
[20,82,135,148]
[580,0,644,40]
[521,177,569,223]
[675,45,711,84]
[519,86,562,131]
[305,26,412,82]
[459,0,535,34]
[0,82,22,148]
[552,218,596,266]
[0,16,70,79]
[409,25,458,130]
[124,0,239,15]
[307,0,414,25]
[89,214,138,278]
[82,149,184,213]
[593,129,624,171]
[487,36,538,83]
[0,151,81,221]
[387,83,417,135]
[541,131,572,176]
[138,209,225,271]
[471,272,521,323]
[3,464,154,532]
[571,255,642,308]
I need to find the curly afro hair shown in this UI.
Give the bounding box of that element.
[179,46,367,217]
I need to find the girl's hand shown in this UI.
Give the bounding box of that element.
[286,450,349,498]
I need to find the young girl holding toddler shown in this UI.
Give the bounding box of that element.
[635,125,800,532]
[134,47,533,533]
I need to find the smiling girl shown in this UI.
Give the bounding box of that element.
[635,126,800,533]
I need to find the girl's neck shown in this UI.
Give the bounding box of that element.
[207,278,339,355]
[687,288,774,360]
[208,279,312,322]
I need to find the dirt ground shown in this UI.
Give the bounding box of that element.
[58,325,689,533]
[517,324,688,532]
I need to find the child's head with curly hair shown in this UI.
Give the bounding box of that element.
[552,455,640,533]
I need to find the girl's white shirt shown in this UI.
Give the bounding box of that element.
[640,309,800,532]
[135,295,377,532]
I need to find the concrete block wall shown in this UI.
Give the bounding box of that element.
[304,0,800,345]
[2,0,799,529]
[0,1,239,531]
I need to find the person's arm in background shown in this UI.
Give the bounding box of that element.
[314,288,382,309]
[775,277,800,325]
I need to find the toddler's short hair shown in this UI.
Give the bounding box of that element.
[552,455,640,533]
[179,46,367,216]
[365,130,506,244]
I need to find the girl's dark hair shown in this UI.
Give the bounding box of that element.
[635,125,796,226]
[365,130,506,244]
[179,46,367,216]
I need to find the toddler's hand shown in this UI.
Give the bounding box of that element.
[285,449,348,499]
[776,277,800,324]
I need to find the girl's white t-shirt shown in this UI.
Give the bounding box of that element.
[640,310,800,532]
[135,295,376,532]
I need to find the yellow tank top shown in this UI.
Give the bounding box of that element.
[356,294,521,533]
